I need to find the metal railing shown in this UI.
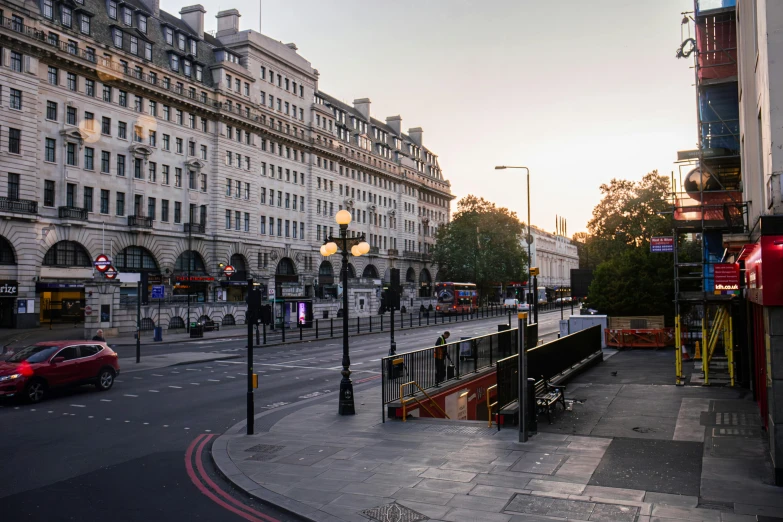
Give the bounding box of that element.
[58,206,88,220]
[184,222,205,234]
[128,215,153,228]
[0,196,38,214]
[381,327,518,411]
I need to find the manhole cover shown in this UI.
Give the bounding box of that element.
[632,427,659,434]
[361,501,427,522]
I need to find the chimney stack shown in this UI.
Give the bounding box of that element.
[216,9,241,37]
[353,98,371,120]
[180,5,206,38]
[386,115,402,135]
[408,127,423,146]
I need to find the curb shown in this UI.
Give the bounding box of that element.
[211,381,382,522]
[121,353,243,373]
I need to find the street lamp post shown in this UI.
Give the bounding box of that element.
[495,166,534,323]
[321,209,370,416]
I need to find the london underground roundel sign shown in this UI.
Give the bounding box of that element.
[104,266,118,280]
[223,265,236,277]
[94,254,111,272]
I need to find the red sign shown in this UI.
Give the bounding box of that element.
[175,275,215,282]
[104,266,118,280]
[713,263,739,291]
[94,254,111,272]
[223,265,236,277]
[85,306,92,316]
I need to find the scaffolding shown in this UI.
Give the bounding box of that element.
[672,0,746,386]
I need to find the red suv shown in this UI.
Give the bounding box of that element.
[0,341,120,403]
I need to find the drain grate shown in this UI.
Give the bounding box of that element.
[244,444,285,461]
[712,428,759,437]
[361,502,427,522]
[714,413,762,427]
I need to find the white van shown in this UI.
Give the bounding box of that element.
[503,298,530,312]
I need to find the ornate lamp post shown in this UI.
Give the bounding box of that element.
[321,209,370,415]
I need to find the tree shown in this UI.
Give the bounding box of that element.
[432,195,528,303]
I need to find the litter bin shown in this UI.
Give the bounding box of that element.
[153,326,163,342]
[190,323,203,338]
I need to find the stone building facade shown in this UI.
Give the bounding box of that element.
[0,0,452,333]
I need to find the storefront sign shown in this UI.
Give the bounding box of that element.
[0,280,18,297]
[714,263,740,293]
[36,282,84,290]
[651,237,674,253]
[175,275,215,282]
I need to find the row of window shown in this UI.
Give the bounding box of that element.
[41,1,91,35]
[257,216,306,239]
[259,66,305,98]
[261,163,306,186]
[225,179,251,200]
[261,189,305,212]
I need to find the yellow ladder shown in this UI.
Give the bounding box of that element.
[702,306,734,386]
[400,381,450,422]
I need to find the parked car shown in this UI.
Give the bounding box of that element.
[199,319,220,332]
[503,299,530,312]
[0,341,120,403]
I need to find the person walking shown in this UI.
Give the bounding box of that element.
[434,331,450,385]
[92,329,106,342]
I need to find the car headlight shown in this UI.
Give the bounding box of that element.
[0,374,22,382]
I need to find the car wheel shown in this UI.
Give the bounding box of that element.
[25,379,46,404]
[96,368,115,391]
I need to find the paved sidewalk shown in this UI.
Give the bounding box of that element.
[214,350,782,522]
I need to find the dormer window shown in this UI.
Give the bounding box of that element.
[138,14,147,33]
[144,42,152,61]
[177,33,186,51]
[122,7,132,25]
[190,39,197,55]
[61,6,72,27]
[164,27,173,45]
[79,14,90,34]
[42,0,54,19]
[112,28,123,48]
[108,0,117,19]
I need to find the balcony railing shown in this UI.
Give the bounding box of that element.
[402,251,432,262]
[128,215,153,228]
[368,246,380,255]
[0,196,38,215]
[184,222,205,234]
[58,206,88,220]
[388,248,399,257]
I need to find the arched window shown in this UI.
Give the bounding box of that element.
[276,257,296,276]
[406,267,416,283]
[229,254,246,272]
[43,241,91,267]
[319,261,333,277]
[114,246,158,272]
[140,317,155,330]
[168,317,185,329]
[175,250,206,272]
[221,314,236,326]
[362,264,379,278]
[420,269,432,283]
[0,236,16,265]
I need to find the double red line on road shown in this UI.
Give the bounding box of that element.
[185,434,280,522]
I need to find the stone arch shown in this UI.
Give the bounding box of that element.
[110,233,168,271]
[420,268,432,283]
[174,250,207,273]
[406,267,416,283]
[221,314,236,326]
[362,264,379,279]
[43,240,92,267]
[168,317,185,329]
[346,263,357,278]
[169,240,211,274]
[276,257,297,276]
[229,253,247,272]
[318,260,334,284]
[0,235,17,265]
[114,246,159,272]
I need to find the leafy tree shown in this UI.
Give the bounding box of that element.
[432,195,528,303]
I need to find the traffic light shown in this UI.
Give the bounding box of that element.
[259,304,272,325]
[246,286,262,324]
[389,268,401,310]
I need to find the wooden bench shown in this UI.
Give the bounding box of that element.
[534,378,566,424]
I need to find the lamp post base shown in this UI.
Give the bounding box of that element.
[338,376,355,415]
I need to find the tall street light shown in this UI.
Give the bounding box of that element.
[321,209,370,415]
[495,166,533,324]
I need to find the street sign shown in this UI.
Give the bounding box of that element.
[151,285,165,299]
[104,266,118,280]
[85,305,92,316]
[223,265,236,277]
[650,237,674,253]
[94,254,111,272]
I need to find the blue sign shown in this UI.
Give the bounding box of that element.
[151,285,165,299]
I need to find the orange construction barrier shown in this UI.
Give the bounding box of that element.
[604,328,675,349]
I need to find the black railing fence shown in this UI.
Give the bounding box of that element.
[381,328,520,408]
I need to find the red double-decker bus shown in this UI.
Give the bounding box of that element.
[435,282,478,314]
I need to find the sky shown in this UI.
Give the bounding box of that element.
[162,0,697,235]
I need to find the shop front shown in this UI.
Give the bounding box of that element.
[273,282,312,328]
[36,281,86,325]
[173,275,213,302]
[0,280,18,328]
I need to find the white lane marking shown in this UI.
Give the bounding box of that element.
[169,385,182,389]
[48,411,53,413]
[370,359,381,362]
[133,377,142,380]
[148,390,159,393]
[184,427,190,430]
[205,366,213,369]
[125,420,130,423]
[226,375,236,379]
[205,429,211,432]
[115,380,123,383]
[124,394,138,397]
[30,408,36,412]
[263,401,289,409]
[152,374,164,377]
[276,356,316,365]
[143,422,149,425]
[105,417,111,420]
[186,368,200,371]
[163,424,168,427]
[88,415,93,418]
[207,379,220,382]
[353,362,365,366]
[191,383,200,385]
[70,404,86,408]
